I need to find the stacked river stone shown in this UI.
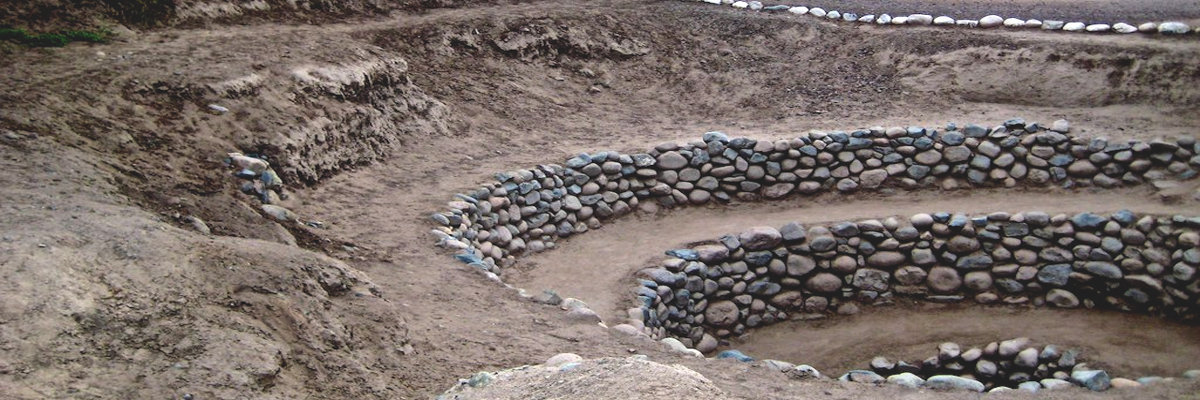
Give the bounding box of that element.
[637,211,1199,347]
[431,119,1198,276]
[860,338,1114,392]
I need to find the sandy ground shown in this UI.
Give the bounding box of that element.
[1,0,1200,399]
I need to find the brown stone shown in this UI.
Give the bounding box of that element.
[927,267,962,293]
[704,300,740,327]
[805,273,843,293]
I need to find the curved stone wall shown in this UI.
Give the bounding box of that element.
[636,211,1200,347]
[431,119,1198,276]
[427,119,1200,394]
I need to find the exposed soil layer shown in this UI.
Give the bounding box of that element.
[1,0,1199,399]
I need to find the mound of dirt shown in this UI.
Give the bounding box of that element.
[438,356,726,399]
[0,141,410,399]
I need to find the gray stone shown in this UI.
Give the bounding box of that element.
[866,251,905,268]
[704,300,740,327]
[946,236,980,254]
[810,236,837,252]
[1071,213,1108,230]
[1015,347,1040,368]
[853,268,891,291]
[657,151,688,170]
[1037,264,1072,287]
[927,267,962,293]
[964,271,993,291]
[739,226,782,251]
[786,364,822,380]
[780,222,806,242]
[1083,261,1123,279]
[977,141,1001,158]
[895,266,928,285]
[1159,22,1191,34]
[787,254,817,277]
[944,146,972,163]
[696,334,719,353]
[976,360,998,377]
[911,213,934,228]
[938,342,961,361]
[860,169,888,188]
[924,375,985,392]
[956,255,994,270]
[717,349,754,362]
[888,373,925,388]
[695,244,729,263]
[1051,119,1070,133]
[261,205,297,222]
[806,272,843,293]
[1072,369,1112,391]
[915,150,942,165]
[999,338,1033,358]
[840,370,886,384]
[979,15,1003,28]
[836,178,859,192]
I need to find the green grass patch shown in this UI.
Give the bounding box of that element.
[0,27,112,48]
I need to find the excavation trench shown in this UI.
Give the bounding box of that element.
[430,119,1200,392]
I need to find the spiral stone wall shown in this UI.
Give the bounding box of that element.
[636,211,1200,348]
[428,119,1200,394]
[431,119,1199,276]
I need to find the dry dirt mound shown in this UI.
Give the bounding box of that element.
[438,356,726,399]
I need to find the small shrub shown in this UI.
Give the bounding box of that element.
[64,30,110,43]
[0,28,27,41]
[0,27,111,48]
[26,33,71,47]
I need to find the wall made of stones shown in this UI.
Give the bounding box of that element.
[431,119,1198,278]
[637,211,1200,349]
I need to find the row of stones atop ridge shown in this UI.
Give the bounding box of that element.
[701,0,1196,35]
[633,211,1199,348]
[431,118,1199,279]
